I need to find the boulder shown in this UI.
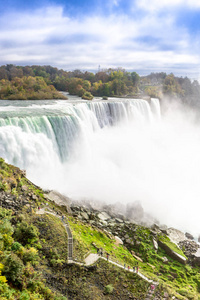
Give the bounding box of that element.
[46,190,71,213]
[21,185,28,191]
[97,212,111,221]
[131,253,143,262]
[152,238,158,251]
[125,238,133,245]
[114,236,123,245]
[158,240,187,265]
[166,228,186,244]
[115,218,124,223]
[101,220,108,226]
[161,256,169,264]
[81,212,89,220]
[185,232,194,240]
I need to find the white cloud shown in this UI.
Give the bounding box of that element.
[0,5,199,76]
[135,0,200,12]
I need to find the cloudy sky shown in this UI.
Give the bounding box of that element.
[1,0,200,77]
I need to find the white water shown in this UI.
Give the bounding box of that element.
[0,97,200,236]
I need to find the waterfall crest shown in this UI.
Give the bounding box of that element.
[0,98,160,165]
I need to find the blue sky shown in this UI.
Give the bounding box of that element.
[1,0,200,77]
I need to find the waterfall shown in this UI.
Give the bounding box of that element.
[0,98,159,166]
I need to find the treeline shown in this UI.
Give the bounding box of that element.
[0,76,67,100]
[143,72,200,107]
[0,64,200,106]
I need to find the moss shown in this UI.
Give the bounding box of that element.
[158,234,187,258]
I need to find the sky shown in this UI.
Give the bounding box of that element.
[1,0,200,77]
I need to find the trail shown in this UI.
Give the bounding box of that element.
[36,207,159,298]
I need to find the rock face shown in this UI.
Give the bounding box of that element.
[0,190,37,212]
[46,190,71,213]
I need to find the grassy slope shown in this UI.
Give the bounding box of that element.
[0,159,200,299]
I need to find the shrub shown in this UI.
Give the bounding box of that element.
[21,247,39,265]
[3,253,23,285]
[21,263,38,290]
[0,263,7,283]
[14,222,39,246]
[0,207,12,220]
[19,290,30,300]
[11,242,23,252]
[81,91,93,100]
[104,284,114,294]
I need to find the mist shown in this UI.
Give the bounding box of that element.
[53,100,200,237]
[1,98,200,237]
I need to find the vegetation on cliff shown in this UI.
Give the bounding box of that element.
[1,158,200,299]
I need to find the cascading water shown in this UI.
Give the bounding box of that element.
[0,98,159,167]
[1,96,200,236]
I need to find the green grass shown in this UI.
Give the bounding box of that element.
[68,217,137,266]
[67,215,200,299]
[158,234,187,258]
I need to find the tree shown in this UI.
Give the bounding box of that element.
[131,72,140,86]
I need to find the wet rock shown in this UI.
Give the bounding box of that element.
[185,232,194,240]
[101,220,108,226]
[108,222,115,227]
[97,212,111,221]
[151,224,162,235]
[115,218,124,223]
[81,212,89,220]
